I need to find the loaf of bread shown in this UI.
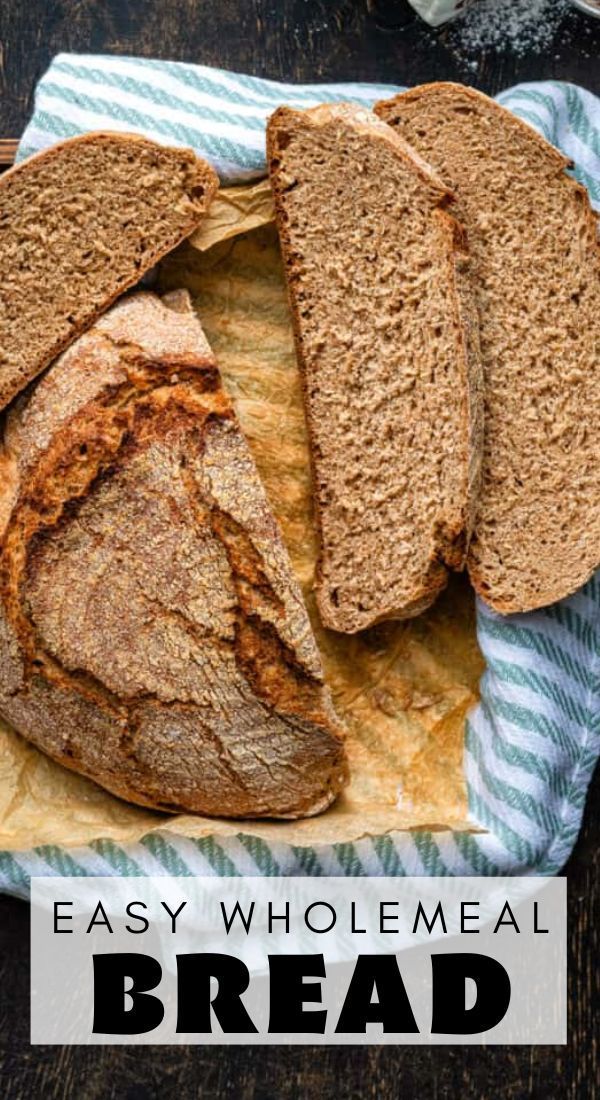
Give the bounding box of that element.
[267,104,482,634]
[0,133,218,411]
[0,290,348,818]
[376,83,600,613]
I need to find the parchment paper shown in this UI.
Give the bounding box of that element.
[0,183,484,851]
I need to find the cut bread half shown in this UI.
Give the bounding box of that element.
[0,132,218,411]
[0,290,348,818]
[376,83,600,613]
[267,103,483,633]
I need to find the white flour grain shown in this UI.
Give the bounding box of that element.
[448,0,570,57]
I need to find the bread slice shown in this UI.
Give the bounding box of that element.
[0,132,218,411]
[267,104,482,633]
[0,290,348,818]
[376,83,600,613]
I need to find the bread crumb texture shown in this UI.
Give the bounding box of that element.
[376,83,600,612]
[0,292,347,819]
[0,133,218,411]
[268,104,482,633]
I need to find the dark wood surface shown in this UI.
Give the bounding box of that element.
[0,1,598,1097]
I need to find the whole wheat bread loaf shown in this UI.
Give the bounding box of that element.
[376,83,600,613]
[0,133,218,411]
[267,104,482,634]
[0,290,347,818]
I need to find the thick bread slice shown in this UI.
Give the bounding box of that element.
[0,133,218,411]
[0,291,348,818]
[376,83,600,613]
[267,104,482,634]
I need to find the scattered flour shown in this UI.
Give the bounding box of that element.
[447,0,571,57]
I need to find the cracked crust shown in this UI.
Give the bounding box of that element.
[0,290,348,818]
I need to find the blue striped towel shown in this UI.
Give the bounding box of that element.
[1,56,599,895]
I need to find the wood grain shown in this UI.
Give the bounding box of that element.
[0,140,17,166]
[0,1,598,1096]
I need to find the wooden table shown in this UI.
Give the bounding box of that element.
[0,2,598,1096]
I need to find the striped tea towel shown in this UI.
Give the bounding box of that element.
[1,57,599,896]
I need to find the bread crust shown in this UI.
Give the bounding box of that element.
[267,104,483,633]
[0,291,348,818]
[0,132,219,411]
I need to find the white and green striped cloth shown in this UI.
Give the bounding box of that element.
[2,57,599,895]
